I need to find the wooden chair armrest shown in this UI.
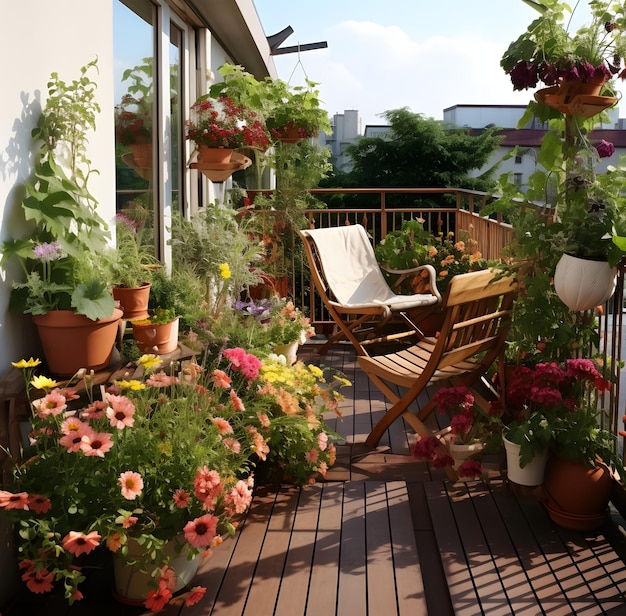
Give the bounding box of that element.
[381,264,442,302]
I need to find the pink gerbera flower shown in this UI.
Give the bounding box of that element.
[185,586,207,606]
[119,471,144,500]
[32,390,67,418]
[183,513,219,548]
[80,431,114,457]
[80,399,108,420]
[144,587,173,611]
[60,416,86,436]
[173,488,191,508]
[59,423,92,453]
[0,490,30,510]
[211,417,233,435]
[62,530,101,556]
[105,394,136,429]
[27,495,52,514]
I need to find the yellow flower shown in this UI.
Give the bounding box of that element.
[138,354,163,371]
[114,379,146,391]
[30,375,58,390]
[11,358,41,369]
[308,365,323,379]
[219,263,231,279]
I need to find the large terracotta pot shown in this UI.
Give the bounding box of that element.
[113,535,200,604]
[32,309,123,377]
[132,317,179,354]
[113,283,151,320]
[553,253,617,311]
[542,456,613,531]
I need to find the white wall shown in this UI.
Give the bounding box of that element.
[0,1,115,373]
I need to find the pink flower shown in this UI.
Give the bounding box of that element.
[184,513,219,548]
[222,437,241,453]
[80,400,108,419]
[212,417,233,435]
[193,467,224,505]
[144,587,173,611]
[224,480,253,514]
[158,565,177,590]
[317,432,328,451]
[0,490,30,510]
[59,423,92,453]
[71,589,84,602]
[146,372,179,387]
[27,495,52,514]
[23,567,55,594]
[186,586,207,606]
[457,459,483,478]
[32,390,67,417]
[257,412,270,428]
[223,347,262,380]
[60,417,87,435]
[105,393,136,429]
[211,369,231,388]
[106,533,122,552]
[229,389,245,411]
[62,530,101,556]
[119,471,144,500]
[173,489,191,508]
[305,448,320,463]
[80,431,114,457]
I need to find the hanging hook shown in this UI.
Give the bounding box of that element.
[288,43,310,84]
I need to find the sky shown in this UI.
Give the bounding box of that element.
[253,0,626,129]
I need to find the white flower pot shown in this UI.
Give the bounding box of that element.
[113,535,200,604]
[448,442,484,481]
[503,436,548,486]
[553,253,617,311]
[273,341,299,364]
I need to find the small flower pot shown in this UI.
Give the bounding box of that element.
[503,436,548,487]
[132,317,179,354]
[113,283,151,321]
[273,341,299,364]
[449,442,484,481]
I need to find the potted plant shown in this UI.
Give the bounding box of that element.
[109,207,160,321]
[501,0,626,117]
[185,94,269,181]
[1,342,349,607]
[131,308,179,355]
[0,59,121,376]
[411,385,504,480]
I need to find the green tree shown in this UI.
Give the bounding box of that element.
[322,108,502,207]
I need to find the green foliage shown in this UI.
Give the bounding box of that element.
[333,108,502,193]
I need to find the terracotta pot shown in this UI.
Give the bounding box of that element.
[535,78,616,118]
[113,283,151,320]
[197,146,233,164]
[248,274,290,299]
[553,253,617,311]
[32,309,123,377]
[113,535,200,604]
[128,142,152,168]
[274,122,307,143]
[504,436,548,487]
[542,456,613,531]
[132,317,179,354]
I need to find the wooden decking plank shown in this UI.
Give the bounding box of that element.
[304,483,344,616]
[446,482,512,616]
[467,481,541,615]
[385,481,428,615]
[242,485,300,616]
[491,485,576,615]
[271,483,322,616]
[209,488,278,615]
[424,481,482,616]
[337,481,367,616]
[364,481,399,615]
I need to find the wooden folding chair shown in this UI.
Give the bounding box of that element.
[298,224,442,356]
[357,268,517,459]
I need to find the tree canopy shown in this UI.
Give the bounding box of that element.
[323,108,502,194]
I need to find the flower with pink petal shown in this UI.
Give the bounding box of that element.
[105,394,136,429]
[183,513,219,548]
[118,471,143,500]
[62,530,101,556]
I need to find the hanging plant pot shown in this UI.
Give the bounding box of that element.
[273,122,309,143]
[197,146,234,164]
[535,79,617,118]
[112,283,151,321]
[113,535,200,604]
[542,456,613,531]
[132,317,179,354]
[190,151,252,183]
[553,253,617,311]
[503,436,548,486]
[32,309,123,377]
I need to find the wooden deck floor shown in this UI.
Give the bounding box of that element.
[6,342,626,615]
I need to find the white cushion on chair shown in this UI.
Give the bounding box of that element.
[305,225,439,310]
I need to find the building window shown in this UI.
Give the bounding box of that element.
[513,173,523,186]
[514,155,522,164]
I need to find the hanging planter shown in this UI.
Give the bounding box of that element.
[542,456,613,531]
[553,253,617,311]
[32,309,123,377]
[190,151,252,183]
[535,79,616,118]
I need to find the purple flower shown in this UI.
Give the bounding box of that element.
[33,242,63,262]
[595,139,615,158]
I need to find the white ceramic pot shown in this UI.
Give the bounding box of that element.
[448,442,484,480]
[113,535,200,604]
[503,436,548,487]
[273,341,299,365]
[553,253,617,311]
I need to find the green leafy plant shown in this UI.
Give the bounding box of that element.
[1,59,115,320]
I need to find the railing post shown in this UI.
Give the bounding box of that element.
[380,191,387,238]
